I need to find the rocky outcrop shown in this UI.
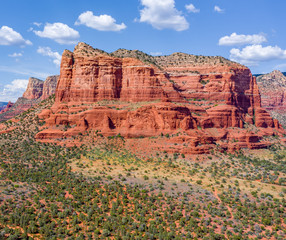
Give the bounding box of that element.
[0,76,58,122]
[56,43,181,103]
[42,75,59,100]
[36,43,284,154]
[22,76,59,100]
[256,70,286,126]
[22,77,44,100]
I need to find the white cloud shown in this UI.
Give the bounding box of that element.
[138,0,189,31]
[37,47,61,66]
[0,26,32,46]
[34,22,80,44]
[8,53,23,58]
[0,79,29,102]
[230,45,286,65]
[214,5,224,13]
[185,4,200,13]
[150,52,162,56]
[219,33,267,46]
[33,22,42,27]
[75,11,126,31]
[4,79,28,92]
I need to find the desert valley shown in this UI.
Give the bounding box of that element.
[1,1,286,239]
[0,42,286,239]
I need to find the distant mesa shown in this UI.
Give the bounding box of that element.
[35,42,285,154]
[0,75,59,122]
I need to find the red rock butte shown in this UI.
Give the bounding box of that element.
[0,75,58,122]
[36,42,285,154]
[23,76,59,101]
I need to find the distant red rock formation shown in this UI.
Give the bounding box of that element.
[22,77,44,100]
[0,76,59,122]
[36,42,284,154]
[42,75,59,100]
[23,76,59,100]
[0,101,14,114]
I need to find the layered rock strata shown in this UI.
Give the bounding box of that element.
[42,75,59,100]
[22,77,44,100]
[36,43,284,154]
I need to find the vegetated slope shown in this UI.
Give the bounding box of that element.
[111,48,241,70]
[0,93,286,239]
[0,75,59,122]
[36,42,284,155]
[257,70,286,126]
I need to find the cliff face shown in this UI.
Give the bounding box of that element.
[22,76,59,100]
[22,77,44,100]
[42,75,59,100]
[56,43,181,103]
[256,70,286,126]
[36,43,284,154]
[0,76,59,122]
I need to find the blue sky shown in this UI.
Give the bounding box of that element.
[0,0,285,101]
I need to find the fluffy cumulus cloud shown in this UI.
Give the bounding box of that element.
[230,45,286,65]
[34,23,80,44]
[37,47,61,66]
[219,33,267,46]
[75,11,126,31]
[0,79,29,102]
[0,26,32,46]
[138,0,189,31]
[214,5,224,13]
[185,4,200,13]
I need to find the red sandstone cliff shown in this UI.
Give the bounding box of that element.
[22,77,44,100]
[35,42,284,154]
[55,43,181,103]
[0,76,59,121]
[42,75,59,100]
